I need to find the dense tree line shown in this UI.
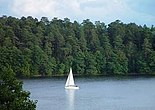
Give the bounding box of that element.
[0,16,155,77]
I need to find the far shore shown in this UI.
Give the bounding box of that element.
[18,73,155,79]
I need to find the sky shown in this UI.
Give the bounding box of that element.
[0,0,155,26]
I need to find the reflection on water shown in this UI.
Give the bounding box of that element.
[66,90,75,110]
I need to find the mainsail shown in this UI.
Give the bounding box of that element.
[65,68,75,87]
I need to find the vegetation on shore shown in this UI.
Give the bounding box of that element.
[0,16,155,77]
[0,65,37,110]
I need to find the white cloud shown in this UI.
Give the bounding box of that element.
[12,0,60,18]
[77,0,133,22]
[11,0,155,25]
[12,0,82,19]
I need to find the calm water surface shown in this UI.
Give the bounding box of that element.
[23,77,155,110]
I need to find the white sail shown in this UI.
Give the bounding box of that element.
[65,68,79,89]
[65,68,75,86]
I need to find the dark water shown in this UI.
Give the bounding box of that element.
[23,76,155,110]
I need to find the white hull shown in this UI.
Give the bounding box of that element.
[65,86,79,89]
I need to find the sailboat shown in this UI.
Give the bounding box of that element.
[65,68,79,89]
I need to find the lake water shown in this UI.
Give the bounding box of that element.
[23,76,155,110]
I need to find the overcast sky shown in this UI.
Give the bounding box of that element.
[0,0,155,26]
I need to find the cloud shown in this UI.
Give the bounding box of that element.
[11,0,155,25]
[11,0,84,19]
[77,0,133,22]
[12,0,59,17]
[12,0,128,19]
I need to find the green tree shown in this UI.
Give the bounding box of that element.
[137,38,152,74]
[95,51,106,74]
[149,51,155,74]
[73,51,85,75]
[85,52,97,75]
[125,42,137,73]
[0,65,37,110]
[78,27,87,52]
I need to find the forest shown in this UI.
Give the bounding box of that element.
[0,15,155,77]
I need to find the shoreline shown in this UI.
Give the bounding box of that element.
[18,73,155,79]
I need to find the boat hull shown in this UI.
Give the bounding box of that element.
[65,86,79,89]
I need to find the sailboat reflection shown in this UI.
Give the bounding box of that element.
[66,90,75,110]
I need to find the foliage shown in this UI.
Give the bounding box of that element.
[0,16,155,76]
[0,65,37,110]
